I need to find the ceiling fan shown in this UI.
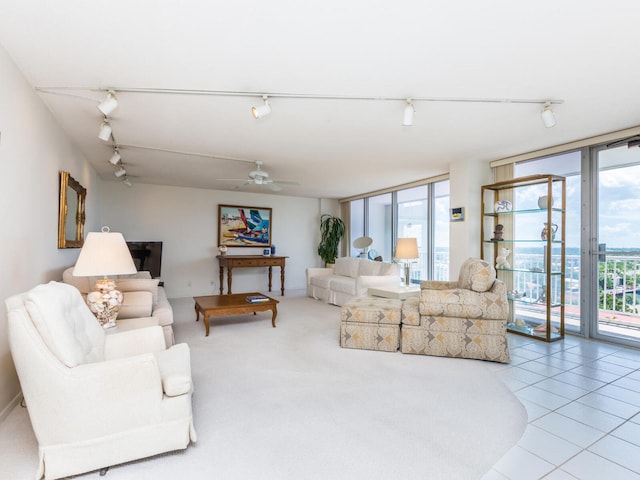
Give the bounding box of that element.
[217,161,299,191]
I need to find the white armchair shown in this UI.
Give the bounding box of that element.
[6,281,197,480]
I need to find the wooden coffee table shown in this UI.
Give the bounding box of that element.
[193,292,279,337]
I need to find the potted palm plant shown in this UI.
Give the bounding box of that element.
[317,214,345,266]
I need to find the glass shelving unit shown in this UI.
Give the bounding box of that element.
[481,174,566,342]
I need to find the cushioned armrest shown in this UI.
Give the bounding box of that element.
[420,280,458,290]
[153,343,193,397]
[105,325,166,360]
[306,267,334,282]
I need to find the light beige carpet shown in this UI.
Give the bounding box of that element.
[0,290,526,480]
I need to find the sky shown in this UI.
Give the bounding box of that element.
[515,146,640,250]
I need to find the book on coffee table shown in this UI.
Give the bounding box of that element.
[246,295,270,304]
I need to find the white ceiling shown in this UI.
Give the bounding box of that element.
[1,1,640,199]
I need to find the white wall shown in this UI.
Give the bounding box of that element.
[448,157,492,279]
[100,182,323,298]
[0,43,101,418]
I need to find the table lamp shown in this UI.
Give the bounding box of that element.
[395,238,419,286]
[73,226,137,328]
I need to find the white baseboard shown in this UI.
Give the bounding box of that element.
[0,391,23,423]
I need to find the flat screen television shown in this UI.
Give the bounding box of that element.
[126,241,163,279]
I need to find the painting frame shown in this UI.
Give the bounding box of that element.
[218,204,272,247]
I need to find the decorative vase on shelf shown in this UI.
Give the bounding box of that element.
[540,222,558,241]
[537,195,554,209]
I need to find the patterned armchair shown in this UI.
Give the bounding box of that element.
[400,258,510,363]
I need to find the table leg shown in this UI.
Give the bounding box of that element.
[204,314,211,336]
[271,304,278,327]
[195,304,200,322]
[218,266,224,295]
[280,265,285,296]
[268,266,273,292]
[227,267,233,294]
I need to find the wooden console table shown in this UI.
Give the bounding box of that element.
[216,255,288,296]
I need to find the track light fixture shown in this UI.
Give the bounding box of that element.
[251,95,271,119]
[403,98,414,126]
[541,102,556,128]
[98,120,112,141]
[108,149,121,165]
[123,177,133,187]
[97,91,118,116]
[114,166,127,178]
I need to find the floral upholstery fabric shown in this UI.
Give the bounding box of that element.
[340,297,402,325]
[340,297,402,352]
[340,323,400,352]
[456,258,496,293]
[401,296,420,326]
[419,280,508,321]
[399,258,510,363]
[401,324,510,363]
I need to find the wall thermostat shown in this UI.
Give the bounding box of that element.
[450,207,465,222]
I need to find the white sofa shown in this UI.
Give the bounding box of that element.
[307,257,400,306]
[6,281,196,480]
[62,267,175,346]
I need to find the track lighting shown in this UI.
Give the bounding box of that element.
[403,98,414,126]
[97,91,118,116]
[251,96,271,119]
[541,102,556,128]
[123,177,133,187]
[108,150,121,165]
[98,120,112,141]
[114,166,127,178]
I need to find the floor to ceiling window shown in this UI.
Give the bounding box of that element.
[512,140,640,347]
[345,178,449,282]
[591,143,640,345]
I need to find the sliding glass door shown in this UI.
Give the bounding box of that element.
[591,144,640,344]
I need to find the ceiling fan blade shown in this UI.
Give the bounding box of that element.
[272,180,300,185]
[216,178,253,182]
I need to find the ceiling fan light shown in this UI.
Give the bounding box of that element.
[251,96,271,119]
[108,150,121,165]
[97,91,118,116]
[541,102,556,128]
[98,121,112,141]
[402,99,414,126]
[114,166,127,178]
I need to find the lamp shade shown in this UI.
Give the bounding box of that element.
[395,238,419,260]
[73,227,136,277]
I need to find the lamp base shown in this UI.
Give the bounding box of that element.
[86,278,123,329]
[404,263,411,287]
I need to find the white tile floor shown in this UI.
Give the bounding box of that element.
[482,333,640,480]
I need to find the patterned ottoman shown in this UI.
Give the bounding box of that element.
[340,296,403,352]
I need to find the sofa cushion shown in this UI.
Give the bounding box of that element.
[116,278,160,304]
[457,258,496,293]
[117,270,152,280]
[330,276,358,295]
[334,257,360,278]
[62,267,95,294]
[119,291,153,318]
[25,281,105,367]
[379,262,398,276]
[310,274,335,289]
[358,259,381,276]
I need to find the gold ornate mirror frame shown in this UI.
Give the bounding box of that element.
[58,171,87,248]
